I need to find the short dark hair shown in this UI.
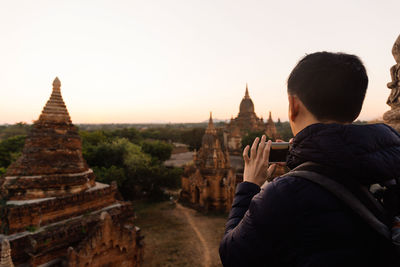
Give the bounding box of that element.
[287,52,368,123]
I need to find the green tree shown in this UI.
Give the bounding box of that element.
[141,140,173,162]
[181,127,205,151]
[84,141,124,168]
[92,165,126,187]
[0,135,26,168]
[80,130,108,146]
[141,127,182,142]
[122,139,152,173]
[79,130,184,200]
[110,128,142,144]
[85,138,149,169]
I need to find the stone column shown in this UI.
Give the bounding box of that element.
[383,34,400,132]
[0,239,14,267]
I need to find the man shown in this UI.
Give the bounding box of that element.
[219,52,400,266]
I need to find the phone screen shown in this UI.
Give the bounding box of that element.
[269,142,290,163]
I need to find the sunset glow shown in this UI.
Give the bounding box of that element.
[1,0,399,123]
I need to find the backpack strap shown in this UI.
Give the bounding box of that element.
[293,162,388,219]
[280,162,392,241]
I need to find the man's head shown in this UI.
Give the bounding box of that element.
[287,52,368,135]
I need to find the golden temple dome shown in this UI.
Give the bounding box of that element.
[239,83,255,114]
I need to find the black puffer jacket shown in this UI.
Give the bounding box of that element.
[219,123,400,267]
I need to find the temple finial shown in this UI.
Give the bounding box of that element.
[245,83,250,99]
[53,77,61,89]
[266,111,273,123]
[206,112,216,134]
[38,77,71,124]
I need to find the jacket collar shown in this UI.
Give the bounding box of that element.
[286,123,400,184]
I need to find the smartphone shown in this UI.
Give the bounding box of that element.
[269,142,290,163]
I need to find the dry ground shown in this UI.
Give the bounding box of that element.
[133,200,227,267]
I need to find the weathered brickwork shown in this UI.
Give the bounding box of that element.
[6,184,118,234]
[0,78,143,267]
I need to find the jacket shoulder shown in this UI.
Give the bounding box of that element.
[248,176,314,224]
[255,175,347,217]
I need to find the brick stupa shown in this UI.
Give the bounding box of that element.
[3,77,94,200]
[0,78,143,266]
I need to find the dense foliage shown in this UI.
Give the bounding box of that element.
[0,135,26,169]
[80,131,181,200]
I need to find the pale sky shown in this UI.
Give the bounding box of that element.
[0,0,399,124]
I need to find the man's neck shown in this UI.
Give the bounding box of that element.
[292,118,348,136]
[291,116,320,136]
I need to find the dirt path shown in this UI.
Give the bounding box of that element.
[176,203,211,267]
[134,201,226,267]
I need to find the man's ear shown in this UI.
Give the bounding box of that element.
[288,95,300,122]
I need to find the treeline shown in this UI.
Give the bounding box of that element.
[0,122,31,140]
[0,126,202,200]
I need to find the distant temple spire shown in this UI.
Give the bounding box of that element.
[206,112,217,134]
[265,111,278,139]
[245,83,250,99]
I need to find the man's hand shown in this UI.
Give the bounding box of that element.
[243,135,276,187]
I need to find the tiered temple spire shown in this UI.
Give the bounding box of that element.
[2,77,93,200]
[38,77,72,124]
